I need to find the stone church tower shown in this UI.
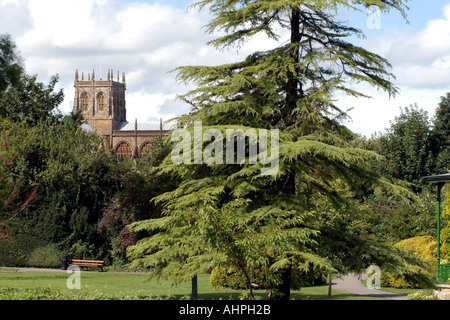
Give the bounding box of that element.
[73,69,126,139]
[73,69,171,160]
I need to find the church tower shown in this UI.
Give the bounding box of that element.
[73,69,127,140]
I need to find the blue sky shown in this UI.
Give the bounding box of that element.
[0,0,449,136]
[355,0,449,31]
[126,0,449,31]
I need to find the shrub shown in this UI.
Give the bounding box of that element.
[68,241,96,260]
[380,236,436,289]
[0,288,171,300]
[381,274,423,289]
[408,290,439,300]
[210,265,271,290]
[27,244,62,268]
[394,235,437,260]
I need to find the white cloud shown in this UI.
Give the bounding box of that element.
[361,3,450,90]
[338,86,445,138]
[0,0,33,36]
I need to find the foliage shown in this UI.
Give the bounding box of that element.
[27,244,62,268]
[210,261,325,290]
[370,105,437,192]
[0,287,173,300]
[378,236,436,289]
[103,139,176,267]
[210,265,271,290]
[407,290,439,300]
[0,114,124,265]
[0,33,24,95]
[0,129,39,246]
[0,74,64,126]
[394,236,437,260]
[442,188,450,261]
[0,132,13,234]
[432,92,450,171]
[98,200,135,266]
[362,188,436,243]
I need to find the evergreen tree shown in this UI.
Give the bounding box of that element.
[128,0,417,300]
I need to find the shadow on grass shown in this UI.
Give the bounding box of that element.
[167,292,383,300]
[170,286,387,300]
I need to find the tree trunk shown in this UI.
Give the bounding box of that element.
[271,265,292,300]
[191,275,198,300]
[328,273,332,296]
[284,5,301,126]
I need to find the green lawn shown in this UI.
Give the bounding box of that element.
[0,270,395,300]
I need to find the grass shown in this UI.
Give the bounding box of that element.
[0,269,399,300]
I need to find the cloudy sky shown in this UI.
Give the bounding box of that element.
[1,0,450,137]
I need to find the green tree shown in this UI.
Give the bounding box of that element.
[372,105,436,192]
[0,114,123,265]
[0,74,64,126]
[433,92,450,172]
[128,0,415,300]
[100,151,178,266]
[0,34,24,95]
[0,132,13,241]
[0,33,62,125]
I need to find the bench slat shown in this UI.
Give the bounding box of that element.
[71,260,104,263]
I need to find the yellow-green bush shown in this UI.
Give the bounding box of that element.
[380,236,436,289]
[381,273,423,289]
[210,265,271,290]
[394,235,437,260]
[408,290,439,300]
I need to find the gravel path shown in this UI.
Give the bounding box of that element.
[332,273,409,300]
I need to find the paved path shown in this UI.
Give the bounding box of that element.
[332,273,409,300]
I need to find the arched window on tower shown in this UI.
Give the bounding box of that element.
[97,92,105,112]
[81,92,89,112]
[115,141,133,162]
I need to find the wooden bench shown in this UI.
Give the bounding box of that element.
[69,259,105,272]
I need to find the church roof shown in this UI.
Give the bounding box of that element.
[115,121,174,131]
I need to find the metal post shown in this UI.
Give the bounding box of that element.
[437,182,443,282]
